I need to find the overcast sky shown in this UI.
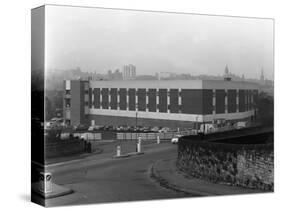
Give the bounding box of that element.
[45,5,274,80]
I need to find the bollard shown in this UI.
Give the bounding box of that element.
[137,141,141,153]
[137,137,142,153]
[39,172,52,194]
[157,135,160,144]
[116,145,121,157]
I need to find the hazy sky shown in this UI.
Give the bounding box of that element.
[45,5,274,80]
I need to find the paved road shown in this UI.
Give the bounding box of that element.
[45,142,191,206]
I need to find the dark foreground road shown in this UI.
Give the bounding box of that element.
[43,143,192,206]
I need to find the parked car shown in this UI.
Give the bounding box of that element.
[142,126,151,132]
[116,126,124,131]
[88,126,94,131]
[159,127,170,133]
[74,124,88,131]
[235,121,247,129]
[151,126,160,132]
[171,134,182,144]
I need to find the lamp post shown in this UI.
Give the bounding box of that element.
[135,104,138,128]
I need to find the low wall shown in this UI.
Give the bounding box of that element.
[45,138,85,158]
[177,131,273,191]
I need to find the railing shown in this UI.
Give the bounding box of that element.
[60,129,199,142]
[116,130,197,141]
[60,132,102,141]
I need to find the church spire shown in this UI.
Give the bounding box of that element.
[224,65,229,75]
[224,64,231,81]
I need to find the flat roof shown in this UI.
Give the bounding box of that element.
[87,79,259,90]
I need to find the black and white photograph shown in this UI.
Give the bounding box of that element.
[31,4,274,207]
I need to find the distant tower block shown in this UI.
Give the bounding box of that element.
[224,65,232,81]
[260,68,265,85]
[123,64,136,80]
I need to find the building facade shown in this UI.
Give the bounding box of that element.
[63,79,259,128]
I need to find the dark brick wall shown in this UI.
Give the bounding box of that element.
[203,89,213,115]
[119,88,127,110]
[170,89,179,113]
[101,88,109,109]
[148,89,157,112]
[80,83,86,124]
[70,81,82,126]
[137,89,146,111]
[84,88,256,122]
[181,89,203,114]
[253,89,258,108]
[89,88,92,108]
[129,88,136,111]
[216,89,225,114]
[248,90,252,110]
[93,88,100,109]
[239,90,246,112]
[228,89,237,113]
[158,89,168,112]
[245,90,249,111]
[110,88,117,109]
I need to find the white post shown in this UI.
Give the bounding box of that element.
[167,89,170,113]
[156,90,159,113]
[39,172,52,194]
[137,137,142,153]
[157,135,160,144]
[116,145,121,157]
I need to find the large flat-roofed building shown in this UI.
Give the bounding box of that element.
[63,79,259,128]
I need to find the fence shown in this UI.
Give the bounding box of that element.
[60,129,198,142]
[61,132,102,141]
[116,130,197,141]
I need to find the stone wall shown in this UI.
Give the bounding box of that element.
[237,150,273,190]
[177,133,273,191]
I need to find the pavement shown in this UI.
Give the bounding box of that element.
[31,182,76,207]
[32,182,73,199]
[151,158,267,196]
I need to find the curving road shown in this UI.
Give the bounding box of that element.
[44,142,191,206]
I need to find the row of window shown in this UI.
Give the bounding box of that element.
[65,88,258,114]
[81,88,257,97]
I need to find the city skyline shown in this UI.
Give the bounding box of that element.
[45,5,274,80]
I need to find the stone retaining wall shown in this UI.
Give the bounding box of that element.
[177,134,273,191]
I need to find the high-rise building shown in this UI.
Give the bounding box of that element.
[107,70,113,80]
[123,64,136,80]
